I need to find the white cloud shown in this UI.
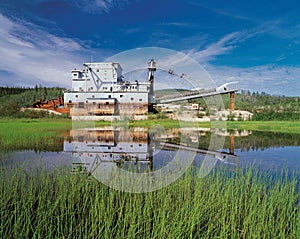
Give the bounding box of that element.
[106,47,219,90]
[187,30,262,63]
[71,0,129,14]
[204,64,300,96]
[1,12,299,97]
[160,22,190,27]
[106,46,300,96]
[177,30,300,96]
[21,0,128,14]
[0,13,88,88]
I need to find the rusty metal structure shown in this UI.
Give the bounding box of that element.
[30,97,63,109]
[28,96,70,114]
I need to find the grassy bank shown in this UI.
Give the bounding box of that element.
[0,118,71,152]
[226,121,300,134]
[0,167,299,238]
[126,119,300,134]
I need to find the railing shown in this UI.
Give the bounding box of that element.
[156,82,239,104]
[216,81,239,93]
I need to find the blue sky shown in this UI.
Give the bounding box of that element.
[0,0,300,96]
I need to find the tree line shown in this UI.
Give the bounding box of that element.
[0,86,35,96]
[190,90,300,121]
[232,91,300,121]
[0,86,65,118]
[0,87,299,120]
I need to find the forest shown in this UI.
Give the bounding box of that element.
[0,86,65,118]
[223,90,300,121]
[0,87,299,120]
[190,90,299,121]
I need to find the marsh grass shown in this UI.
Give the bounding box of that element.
[0,118,71,152]
[1,166,299,239]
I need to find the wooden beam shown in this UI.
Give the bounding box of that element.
[230,92,235,110]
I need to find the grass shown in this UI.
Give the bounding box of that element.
[129,118,210,129]
[0,166,299,238]
[98,119,300,134]
[94,118,210,129]
[226,121,300,134]
[0,118,71,152]
[96,118,300,135]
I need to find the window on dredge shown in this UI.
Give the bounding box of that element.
[78,136,84,142]
[79,102,84,108]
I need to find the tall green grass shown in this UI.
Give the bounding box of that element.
[1,167,299,238]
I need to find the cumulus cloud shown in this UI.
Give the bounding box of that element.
[0,13,87,88]
[1,11,299,96]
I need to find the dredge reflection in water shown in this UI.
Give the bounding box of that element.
[64,127,243,179]
[2,127,300,179]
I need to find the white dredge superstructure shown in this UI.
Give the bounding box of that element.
[64,60,156,118]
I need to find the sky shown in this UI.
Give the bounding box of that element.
[0,0,300,96]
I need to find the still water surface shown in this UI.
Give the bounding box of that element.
[2,127,300,176]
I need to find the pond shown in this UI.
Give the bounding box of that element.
[2,126,300,179]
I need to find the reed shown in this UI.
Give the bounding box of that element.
[1,166,299,238]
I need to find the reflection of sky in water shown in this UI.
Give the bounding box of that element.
[2,151,73,171]
[152,150,176,169]
[2,146,300,174]
[1,129,300,176]
[235,146,300,171]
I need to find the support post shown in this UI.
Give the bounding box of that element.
[229,135,235,155]
[230,92,235,110]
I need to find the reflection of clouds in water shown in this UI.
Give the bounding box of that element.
[3,129,300,182]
